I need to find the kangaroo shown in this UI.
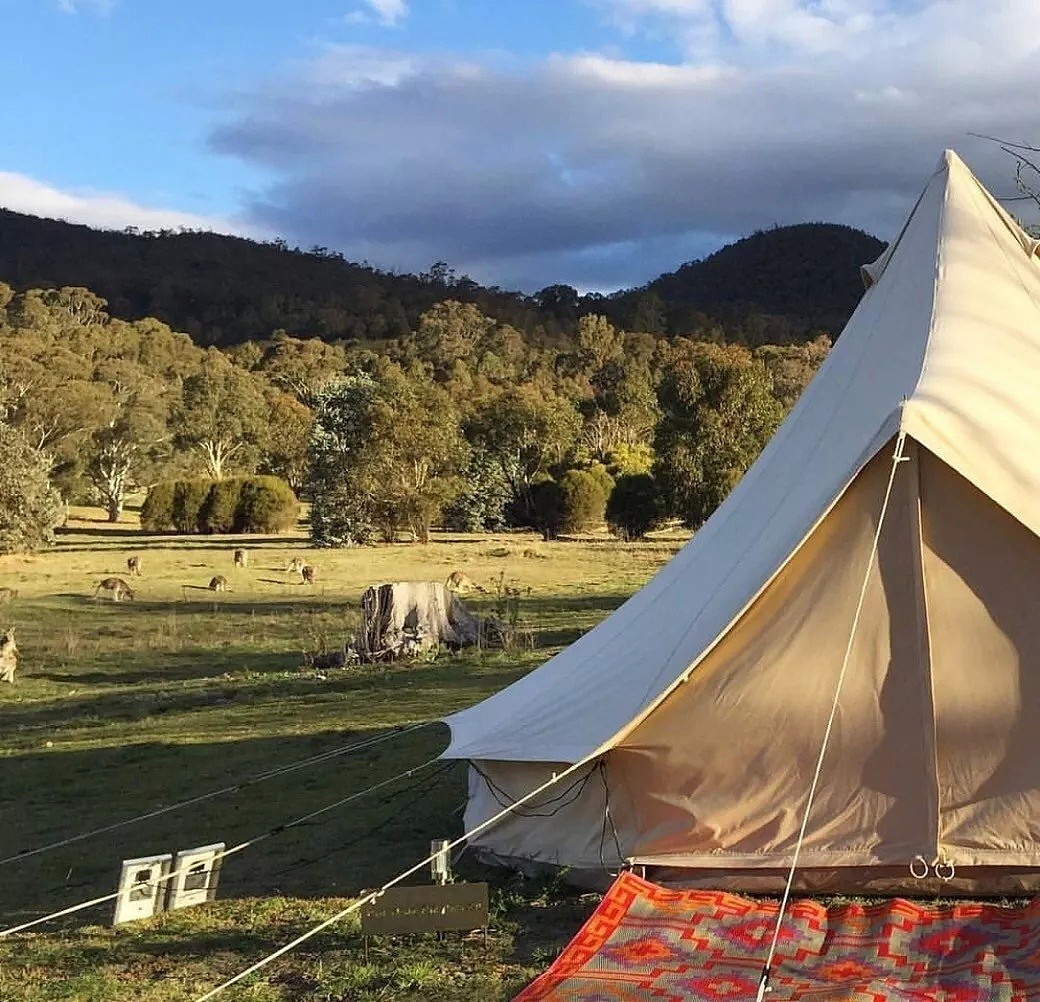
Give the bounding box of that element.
[0,628,17,683]
[233,549,248,568]
[446,570,486,595]
[127,556,142,577]
[94,577,134,602]
[0,587,18,604]
[446,570,475,594]
[180,575,232,601]
[286,556,306,574]
[300,564,317,585]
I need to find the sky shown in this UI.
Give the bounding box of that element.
[1,1,1040,292]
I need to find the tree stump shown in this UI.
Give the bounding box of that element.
[356,582,482,660]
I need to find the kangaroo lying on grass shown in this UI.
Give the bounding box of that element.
[0,628,17,683]
[0,587,18,604]
[93,577,135,602]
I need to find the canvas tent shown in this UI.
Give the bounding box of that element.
[442,151,1040,895]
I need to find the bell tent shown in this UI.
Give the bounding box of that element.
[443,150,1040,895]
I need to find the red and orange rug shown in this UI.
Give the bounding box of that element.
[516,871,1040,1000]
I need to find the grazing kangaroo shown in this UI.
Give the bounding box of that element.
[94,577,135,602]
[181,575,232,601]
[0,587,18,604]
[300,564,317,585]
[286,556,305,574]
[126,556,142,577]
[233,549,248,568]
[0,628,17,683]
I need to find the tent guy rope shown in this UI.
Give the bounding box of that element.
[756,430,909,1002]
[191,757,597,1002]
[0,721,432,868]
[0,755,443,938]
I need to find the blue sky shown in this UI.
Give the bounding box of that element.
[1,1,1039,291]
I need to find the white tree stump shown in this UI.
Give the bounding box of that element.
[356,581,483,660]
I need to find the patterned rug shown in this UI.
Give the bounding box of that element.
[515,871,1040,1000]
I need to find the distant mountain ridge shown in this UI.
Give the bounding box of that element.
[0,208,883,346]
[646,223,884,332]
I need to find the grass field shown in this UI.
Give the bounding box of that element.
[0,506,685,1001]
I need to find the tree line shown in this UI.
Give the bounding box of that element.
[0,283,831,552]
[0,207,878,348]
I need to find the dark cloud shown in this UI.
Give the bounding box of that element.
[209,15,1040,291]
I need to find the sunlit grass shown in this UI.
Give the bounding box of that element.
[0,503,683,1000]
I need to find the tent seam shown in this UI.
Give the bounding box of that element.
[904,157,951,418]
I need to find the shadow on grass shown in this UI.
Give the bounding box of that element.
[0,724,460,924]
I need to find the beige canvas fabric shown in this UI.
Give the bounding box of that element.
[922,454,1040,866]
[610,443,935,869]
[455,151,1040,892]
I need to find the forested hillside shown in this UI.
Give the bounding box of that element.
[614,223,885,343]
[0,209,880,347]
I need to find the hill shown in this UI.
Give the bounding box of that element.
[602,223,885,344]
[0,208,882,345]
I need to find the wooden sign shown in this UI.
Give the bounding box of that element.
[359,882,489,937]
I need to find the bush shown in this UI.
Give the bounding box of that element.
[142,476,299,534]
[0,423,62,554]
[586,462,615,499]
[310,485,374,547]
[171,478,212,533]
[606,474,665,540]
[442,452,512,532]
[528,478,566,541]
[140,481,175,532]
[199,478,245,534]
[559,468,608,533]
[606,442,654,477]
[234,476,299,533]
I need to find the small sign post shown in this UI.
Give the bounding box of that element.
[359,882,489,960]
[166,843,225,912]
[112,853,173,926]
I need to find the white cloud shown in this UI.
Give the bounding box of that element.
[347,0,409,27]
[58,0,117,14]
[208,1,1040,289]
[0,172,257,237]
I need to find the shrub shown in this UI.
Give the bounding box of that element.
[310,485,374,547]
[606,442,654,478]
[234,476,299,533]
[199,478,244,534]
[442,452,512,532]
[559,468,608,533]
[0,423,62,554]
[140,481,175,532]
[528,478,566,541]
[586,462,615,499]
[171,478,212,533]
[607,474,665,540]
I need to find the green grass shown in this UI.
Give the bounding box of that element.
[0,506,683,1000]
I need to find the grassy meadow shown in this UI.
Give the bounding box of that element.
[0,505,685,1001]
